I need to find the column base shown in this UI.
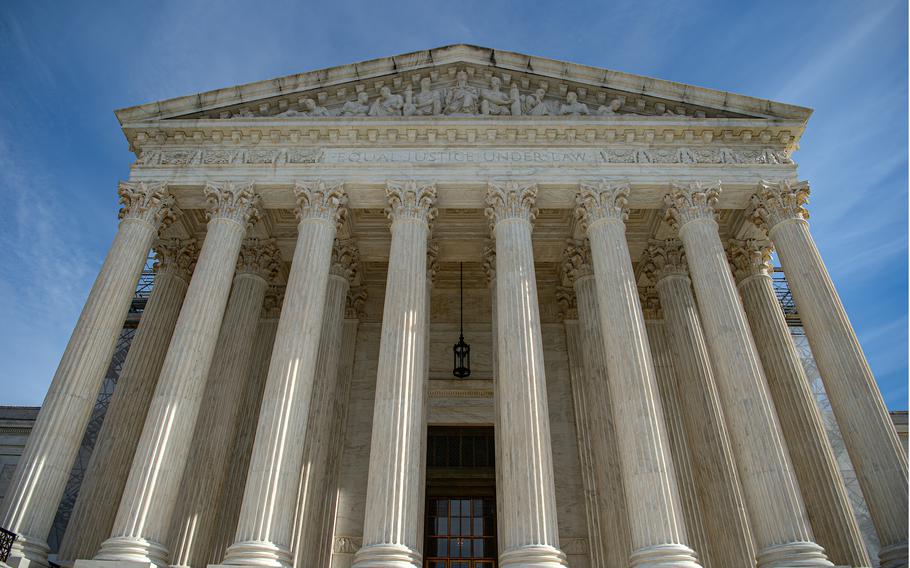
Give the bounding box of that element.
[879,540,909,568]
[499,544,568,568]
[757,541,834,568]
[74,561,159,568]
[629,544,702,568]
[89,535,169,567]
[213,539,292,568]
[5,535,51,568]
[351,543,421,568]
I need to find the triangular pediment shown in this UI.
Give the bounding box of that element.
[115,45,811,125]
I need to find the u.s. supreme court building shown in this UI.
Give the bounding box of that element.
[0,45,906,568]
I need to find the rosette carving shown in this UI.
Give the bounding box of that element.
[575,180,631,229]
[153,238,199,281]
[748,179,811,233]
[560,238,594,287]
[726,238,774,283]
[640,239,688,284]
[385,180,438,225]
[294,180,348,227]
[330,239,360,284]
[236,238,283,282]
[663,181,721,230]
[204,180,261,229]
[484,181,538,226]
[118,181,180,230]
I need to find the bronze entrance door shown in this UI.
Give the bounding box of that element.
[424,427,497,568]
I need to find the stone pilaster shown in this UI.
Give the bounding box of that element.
[1,182,177,568]
[291,240,359,568]
[729,237,872,566]
[641,240,756,568]
[218,181,347,567]
[576,180,699,568]
[486,181,566,568]
[749,179,908,567]
[82,181,259,568]
[482,241,505,560]
[169,238,281,568]
[561,240,631,568]
[57,239,197,565]
[664,182,831,568]
[351,180,436,568]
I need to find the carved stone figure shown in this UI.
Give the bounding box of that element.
[596,97,623,115]
[559,92,589,116]
[231,108,255,118]
[339,92,371,116]
[480,77,515,116]
[301,98,331,117]
[522,88,550,116]
[404,77,442,116]
[369,86,404,117]
[444,70,479,115]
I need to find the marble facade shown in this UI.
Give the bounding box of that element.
[0,45,906,568]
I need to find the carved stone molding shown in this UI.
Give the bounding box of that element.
[481,240,496,286]
[203,180,261,228]
[236,238,283,282]
[555,285,578,320]
[560,238,594,287]
[261,285,286,319]
[117,180,179,230]
[333,536,362,554]
[663,181,721,230]
[748,178,811,233]
[638,285,662,320]
[293,180,348,227]
[640,239,688,284]
[727,238,774,283]
[330,239,360,285]
[560,537,589,555]
[484,180,538,226]
[137,147,324,166]
[428,388,494,399]
[345,286,367,320]
[575,179,630,229]
[426,240,440,284]
[385,180,438,225]
[153,238,198,282]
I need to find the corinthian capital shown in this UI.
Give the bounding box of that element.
[118,181,180,231]
[484,181,538,226]
[560,238,594,287]
[639,285,662,320]
[153,238,199,282]
[236,238,283,282]
[748,179,810,233]
[663,181,721,230]
[346,287,368,319]
[330,239,360,285]
[575,180,630,230]
[204,180,261,229]
[385,180,438,225]
[294,180,348,227]
[481,240,496,286]
[262,285,286,319]
[726,238,774,283]
[556,286,578,321]
[426,240,440,284]
[640,239,688,284]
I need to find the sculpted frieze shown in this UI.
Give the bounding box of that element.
[599,147,792,165]
[137,147,324,166]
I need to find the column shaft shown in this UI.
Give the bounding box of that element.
[57,240,195,564]
[665,182,830,568]
[483,244,506,561]
[1,182,174,567]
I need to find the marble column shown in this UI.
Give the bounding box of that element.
[169,238,282,568]
[1,181,176,568]
[641,240,756,568]
[575,180,699,568]
[291,240,359,568]
[749,179,908,567]
[82,181,260,568]
[663,182,831,568]
[728,237,871,566]
[482,241,505,560]
[485,181,566,568]
[351,180,436,568]
[561,240,632,568]
[57,239,197,565]
[218,181,347,567]
[207,287,283,565]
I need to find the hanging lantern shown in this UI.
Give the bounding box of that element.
[453,262,471,378]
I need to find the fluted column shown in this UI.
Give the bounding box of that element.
[218,181,347,567]
[485,181,566,568]
[291,241,359,568]
[57,239,197,565]
[641,240,755,568]
[1,182,177,568]
[575,180,699,568]
[663,182,831,568]
[561,240,631,568]
[81,181,260,567]
[169,238,282,568]
[207,287,283,565]
[749,179,908,567]
[729,238,871,566]
[351,180,437,568]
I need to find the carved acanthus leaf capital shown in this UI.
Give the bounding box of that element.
[484,181,538,226]
[426,240,440,284]
[748,179,810,233]
[262,285,286,319]
[330,239,360,285]
[346,287,368,319]
[726,238,774,283]
[560,238,594,288]
[385,180,438,225]
[153,238,199,282]
[204,180,262,229]
[639,285,662,320]
[118,181,180,231]
[237,238,282,283]
[640,239,688,284]
[556,286,578,321]
[575,180,631,230]
[481,240,496,286]
[294,180,348,227]
[663,181,721,230]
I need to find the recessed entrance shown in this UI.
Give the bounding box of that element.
[424,426,497,568]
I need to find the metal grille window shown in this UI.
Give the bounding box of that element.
[425,497,497,568]
[427,428,495,469]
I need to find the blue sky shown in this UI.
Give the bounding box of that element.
[0,1,906,408]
